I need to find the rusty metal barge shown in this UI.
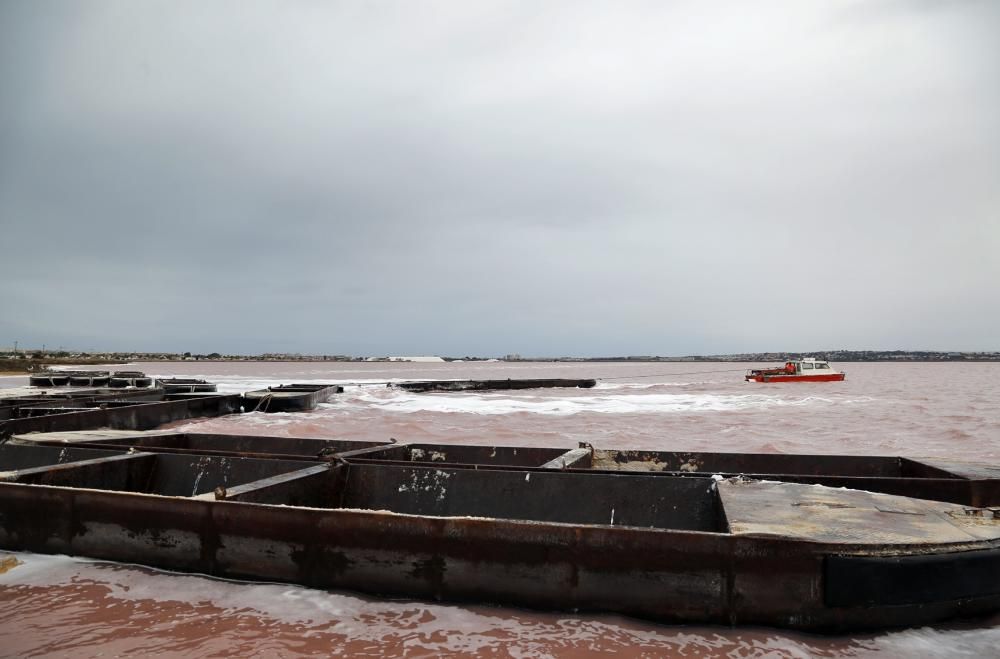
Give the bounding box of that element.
[29,370,114,387]
[0,388,240,437]
[393,378,598,393]
[242,384,344,412]
[28,370,154,389]
[0,430,998,633]
[156,378,218,394]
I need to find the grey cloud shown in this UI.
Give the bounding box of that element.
[1,1,998,356]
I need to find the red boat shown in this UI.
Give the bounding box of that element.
[745,358,845,383]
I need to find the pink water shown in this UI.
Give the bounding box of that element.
[2,361,999,657]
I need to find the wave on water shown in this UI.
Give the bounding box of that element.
[0,554,739,655]
[339,389,840,416]
[3,553,997,658]
[143,375,406,395]
[593,381,692,390]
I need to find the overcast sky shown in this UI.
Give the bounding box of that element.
[1,1,997,356]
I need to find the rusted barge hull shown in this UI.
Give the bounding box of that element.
[156,378,218,394]
[394,378,598,393]
[243,384,344,412]
[0,393,242,439]
[0,388,166,422]
[0,439,999,632]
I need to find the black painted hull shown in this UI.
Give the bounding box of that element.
[395,378,598,393]
[156,379,218,394]
[243,384,343,412]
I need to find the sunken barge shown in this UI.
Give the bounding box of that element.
[242,384,344,412]
[394,378,597,393]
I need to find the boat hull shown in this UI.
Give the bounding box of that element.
[746,373,846,383]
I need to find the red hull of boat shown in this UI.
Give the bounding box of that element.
[747,373,846,383]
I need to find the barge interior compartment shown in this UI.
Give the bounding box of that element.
[68,372,112,387]
[27,372,71,387]
[109,371,154,388]
[332,442,1000,507]
[338,443,964,478]
[25,431,393,461]
[331,461,725,531]
[586,448,960,477]
[155,378,218,393]
[28,370,113,387]
[335,442,592,469]
[577,447,1000,507]
[0,442,320,498]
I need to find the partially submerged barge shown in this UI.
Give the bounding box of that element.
[0,388,240,438]
[28,370,114,387]
[29,370,154,388]
[156,378,218,394]
[395,378,597,393]
[242,384,344,412]
[1,430,998,632]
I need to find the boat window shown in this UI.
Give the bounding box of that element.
[802,363,814,370]
[816,363,829,369]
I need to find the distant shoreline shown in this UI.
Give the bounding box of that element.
[2,350,999,375]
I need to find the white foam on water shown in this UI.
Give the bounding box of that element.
[5,552,995,657]
[0,553,730,655]
[593,381,691,390]
[338,388,836,416]
[219,410,314,427]
[848,625,1000,657]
